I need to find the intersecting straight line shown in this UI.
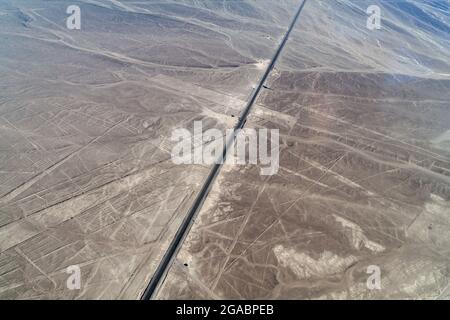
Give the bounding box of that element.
[141,0,308,300]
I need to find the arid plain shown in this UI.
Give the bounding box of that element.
[0,0,299,299]
[1,0,449,300]
[156,0,450,299]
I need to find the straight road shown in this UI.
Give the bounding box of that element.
[141,0,308,300]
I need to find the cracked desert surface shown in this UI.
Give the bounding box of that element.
[0,0,449,300]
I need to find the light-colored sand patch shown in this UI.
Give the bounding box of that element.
[333,215,385,252]
[253,104,297,129]
[273,245,358,279]
[150,74,243,112]
[407,194,450,247]
[201,108,236,127]
[254,59,270,70]
[427,194,449,215]
[332,174,375,196]
[424,194,450,224]
[431,130,450,150]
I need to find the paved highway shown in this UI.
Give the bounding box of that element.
[141,0,308,300]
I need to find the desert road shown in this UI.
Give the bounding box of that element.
[141,0,308,300]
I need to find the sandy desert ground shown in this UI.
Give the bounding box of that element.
[0,0,298,299]
[156,0,450,300]
[0,0,449,300]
